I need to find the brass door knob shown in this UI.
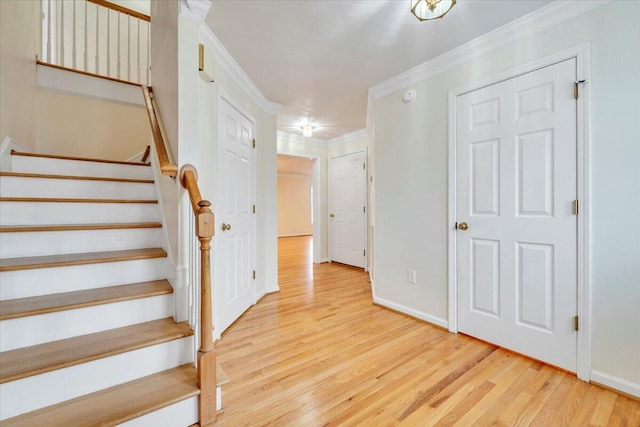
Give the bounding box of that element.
[221,223,232,231]
[457,222,469,231]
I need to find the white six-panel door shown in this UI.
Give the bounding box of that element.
[329,151,366,268]
[456,59,578,371]
[216,99,256,334]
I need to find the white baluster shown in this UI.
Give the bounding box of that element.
[59,0,64,66]
[106,9,110,76]
[127,15,131,81]
[117,12,121,79]
[46,0,53,63]
[95,4,99,73]
[83,0,88,71]
[146,22,151,85]
[72,0,76,68]
[137,19,141,83]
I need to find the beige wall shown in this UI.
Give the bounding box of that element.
[0,0,39,150]
[373,1,640,386]
[36,89,149,159]
[278,175,313,237]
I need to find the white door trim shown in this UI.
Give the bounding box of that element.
[328,148,368,270]
[447,43,591,381]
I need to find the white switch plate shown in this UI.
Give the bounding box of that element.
[407,269,417,284]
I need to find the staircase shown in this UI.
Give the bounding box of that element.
[0,150,226,426]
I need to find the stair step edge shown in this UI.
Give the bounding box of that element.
[11,150,151,167]
[0,318,193,384]
[0,197,157,204]
[1,364,199,427]
[0,171,154,184]
[0,222,162,233]
[0,248,167,272]
[0,280,173,320]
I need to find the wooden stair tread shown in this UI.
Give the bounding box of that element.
[0,248,167,272]
[10,150,150,166]
[0,171,153,184]
[0,318,193,383]
[0,280,173,320]
[0,197,157,204]
[0,222,162,233]
[2,364,199,426]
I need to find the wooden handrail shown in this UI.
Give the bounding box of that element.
[87,0,150,22]
[143,85,217,424]
[141,86,178,177]
[180,165,217,425]
[141,146,151,163]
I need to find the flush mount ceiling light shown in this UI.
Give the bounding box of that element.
[301,125,315,138]
[411,0,456,21]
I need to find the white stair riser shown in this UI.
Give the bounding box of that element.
[118,396,199,427]
[0,258,167,300]
[0,202,159,225]
[0,337,194,421]
[10,156,152,180]
[0,177,155,199]
[0,228,163,258]
[0,295,173,352]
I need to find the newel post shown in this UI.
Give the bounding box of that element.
[196,199,217,425]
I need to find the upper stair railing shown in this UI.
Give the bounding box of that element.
[141,84,217,425]
[41,0,150,85]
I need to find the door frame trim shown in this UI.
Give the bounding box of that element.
[447,43,591,380]
[328,148,368,270]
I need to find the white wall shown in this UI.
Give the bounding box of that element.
[278,175,313,237]
[0,0,39,150]
[373,1,640,388]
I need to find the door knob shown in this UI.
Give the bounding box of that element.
[330,214,335,218]
[221,223,231,231]
[457,222,469,231]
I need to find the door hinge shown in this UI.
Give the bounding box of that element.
[252,139,256,148]
[455,222,458,230]
[363,162,365,170]
[363,249,366,257]
[253,270,256,280]
[363,206,366,213]
[573,315,579,331]
[573,80,586,99]
[253,204,256,214]
[573,199,579,215]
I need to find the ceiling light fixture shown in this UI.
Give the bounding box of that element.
[301,125,315,138]
[411,0,456,21]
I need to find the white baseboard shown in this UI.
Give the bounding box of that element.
[590,370,640,398]
[373,296,449,329]
[265,286,280,294]
[278,233,313,238]
[320,258,330,263]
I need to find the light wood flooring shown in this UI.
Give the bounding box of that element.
[215,236,639,426]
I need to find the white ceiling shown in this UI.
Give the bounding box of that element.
[206,1,553,140]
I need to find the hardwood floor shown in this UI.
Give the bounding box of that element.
[215,236,639,426]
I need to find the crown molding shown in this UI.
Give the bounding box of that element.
[179,0,212,23]
[327,128,369,146]
[369,0,611,100]
[277,131,327,147]
[199,24,282,115]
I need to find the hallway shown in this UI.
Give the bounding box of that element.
[214,236,639,426]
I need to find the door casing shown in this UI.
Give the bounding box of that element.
[447,43,591,381]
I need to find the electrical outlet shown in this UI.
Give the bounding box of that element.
[407,269,417,284]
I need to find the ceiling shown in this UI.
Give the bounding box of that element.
[277,154,313,176]
[206,1,553,140]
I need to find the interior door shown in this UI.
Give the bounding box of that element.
[456,59,577,371]
[216,99,255,334]
[329,151,366,268]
